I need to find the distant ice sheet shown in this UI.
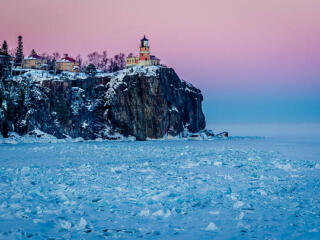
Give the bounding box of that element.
[0,138,319,239]
[207,123,320,138]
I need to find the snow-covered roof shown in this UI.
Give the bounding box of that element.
[25,54,43,60]
[57,56,77,63]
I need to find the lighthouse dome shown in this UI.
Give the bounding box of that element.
[141,35,148,41]
[141,35,149,47]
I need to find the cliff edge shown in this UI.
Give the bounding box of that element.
[0,66,206,140]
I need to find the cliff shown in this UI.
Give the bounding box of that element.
[0,66,206,140]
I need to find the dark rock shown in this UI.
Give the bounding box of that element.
[0,67,206,140]
[216,131,229,138]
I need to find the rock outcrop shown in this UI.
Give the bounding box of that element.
[0,66,206,140]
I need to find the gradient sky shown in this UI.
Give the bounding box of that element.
[1,0,320,124]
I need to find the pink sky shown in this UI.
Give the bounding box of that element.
[1,0,320,122]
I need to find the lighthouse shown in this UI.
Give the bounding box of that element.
[139,35,151,65]
[126,35,161,67]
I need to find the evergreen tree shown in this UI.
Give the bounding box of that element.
[30,49,36,56]
[15,35,24,64]
[55,94,70,125]
[48,58,56,73]
[0,42,12,78]
[85,64,97,76]
[1,120,9,138]
[1,40,8,54]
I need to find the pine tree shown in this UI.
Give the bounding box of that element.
[15,35,24,64]
[1,120,9,138]
[0,40,11,77]
[1,40,8,54]
[30,49,36,56]
[55,94,70,125]
[85,64,97,76]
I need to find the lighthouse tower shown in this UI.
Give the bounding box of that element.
[139,35,151,66]
[125,35,160,67]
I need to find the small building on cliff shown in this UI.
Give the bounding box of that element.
[23,50,48,70]
[56,54,80,72]
[126,35,160,67]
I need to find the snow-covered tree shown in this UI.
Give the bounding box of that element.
[15,35,24,64]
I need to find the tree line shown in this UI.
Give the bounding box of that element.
[0,36,129,74]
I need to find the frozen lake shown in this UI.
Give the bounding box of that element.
[0,137,320,239]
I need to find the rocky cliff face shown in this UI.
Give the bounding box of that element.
[0,66,205,140]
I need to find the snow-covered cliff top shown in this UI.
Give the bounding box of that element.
[11,65,162,83]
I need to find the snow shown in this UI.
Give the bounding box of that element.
[102,66,161,103]
[12,69,54,82]
[0,137,319,239]
[12,69,88,83]
[10,66,167,106]
[97,65,160,79]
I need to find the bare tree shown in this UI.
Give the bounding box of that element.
[108,53,126,72]
[115,53,126,70]
[100,51,109,72]
[87,51,101,68]
[52,52,60,60]
[76,54,83,69]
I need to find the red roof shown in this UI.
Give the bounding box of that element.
[62,56,76,62]
[31,54,42,59]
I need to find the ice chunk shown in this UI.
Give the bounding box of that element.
[60,220,72,230]
[205,222,218,231]
[209,210,220,215]
[138,209,150,217]
[153,209,171,218]
[233,201,244,209]
[214,161,222,167]
[76,217,87,230]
